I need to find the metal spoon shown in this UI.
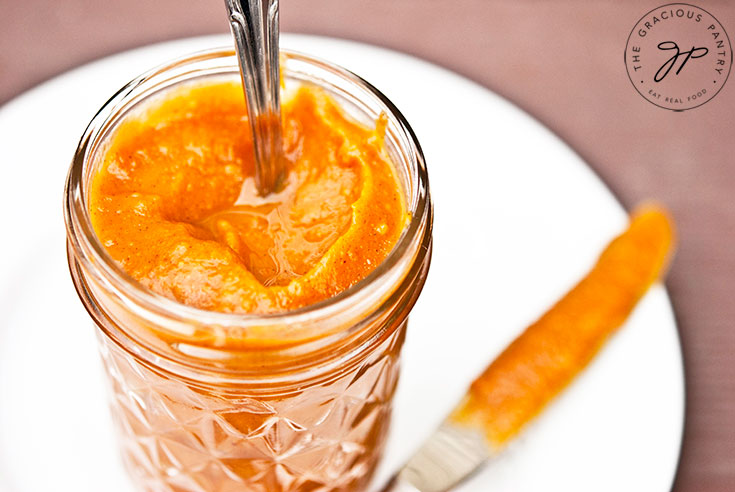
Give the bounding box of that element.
[225,0,284,196]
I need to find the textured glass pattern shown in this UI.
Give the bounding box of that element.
[97,325,406,492]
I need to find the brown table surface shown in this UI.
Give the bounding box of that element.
[2,1,733,490]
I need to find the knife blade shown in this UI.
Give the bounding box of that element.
[381,205,674,492]
[383,420,491,492]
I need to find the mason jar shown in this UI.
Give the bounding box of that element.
[64,47,432,492]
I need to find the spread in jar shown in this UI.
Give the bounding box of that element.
[89,80,408,314]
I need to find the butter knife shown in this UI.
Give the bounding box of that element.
[381,206,674,492]
[382,420,491,492]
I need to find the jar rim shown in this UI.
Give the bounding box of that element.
[64,47,432,348]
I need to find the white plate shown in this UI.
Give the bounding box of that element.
[0,35,684,492]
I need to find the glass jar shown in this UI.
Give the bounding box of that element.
[64,48,432,492]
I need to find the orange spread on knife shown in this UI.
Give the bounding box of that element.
[89,81,408,314]
[452,206,675,449]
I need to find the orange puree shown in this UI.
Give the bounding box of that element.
[89,81,408,314]
[452,206,675,449]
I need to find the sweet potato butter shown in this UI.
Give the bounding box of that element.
[89,80,408,314]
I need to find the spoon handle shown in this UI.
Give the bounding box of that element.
[225,0,284,195]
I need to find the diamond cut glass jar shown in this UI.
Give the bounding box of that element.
[64,48,432,492]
